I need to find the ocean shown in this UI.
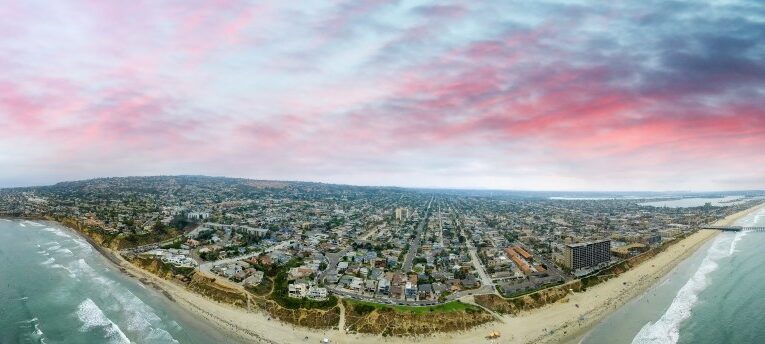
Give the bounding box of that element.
[0,219,237,344]
[583,207,765,344]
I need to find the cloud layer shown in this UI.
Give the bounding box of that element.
[1,0,764,190]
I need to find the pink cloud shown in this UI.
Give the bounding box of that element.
[1,0,763,190]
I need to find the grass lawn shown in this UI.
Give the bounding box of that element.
[346,299,480,314]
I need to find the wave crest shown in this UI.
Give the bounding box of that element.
[632,233,740,344]
[76,298,131,344]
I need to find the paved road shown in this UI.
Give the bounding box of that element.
[199,239,290,272]
[517,242,569,281]
[121,236,183,254]
[464,231,494,288]
[445,285,495,301]
[402,197,433,272]
[331,287,441,307]
[452,203,494,288]
[318,248,349,283]
[331,284,493,306]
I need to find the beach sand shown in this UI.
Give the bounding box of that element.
[71,202,765,344]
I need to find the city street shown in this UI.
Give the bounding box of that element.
[401,196,433,272]
[199,239,291,273]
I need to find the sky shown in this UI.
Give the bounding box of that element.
[1,0,764,191]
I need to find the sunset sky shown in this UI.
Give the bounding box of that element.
[1,0,764,190]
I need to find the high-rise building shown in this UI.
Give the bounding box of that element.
[562,240,611,271]
[395,207,408,221]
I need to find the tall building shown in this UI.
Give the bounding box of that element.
[563,240,611,271]
[395,207,408,221]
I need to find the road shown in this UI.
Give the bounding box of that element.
[437,201,445,247]
[330,287,441,307]
[517,243,569,281]
[463,229,494,288]
[121,235,183,254]
[199,239,291,272]
[330,283,493,306]
[402,196,433,272]
[445,285,495,301]
[318,248,349,283]
[452,202,494,289]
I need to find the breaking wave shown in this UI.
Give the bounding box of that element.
[45,244,62,252]
[16,317,47,344]
[71,259,180,343]
[631,233,742,344]
[55,247,74,256]
[42,227,72,239]
[76,298,131,344]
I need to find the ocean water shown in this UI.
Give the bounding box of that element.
[583,208,765,344]
[0,220,238,344]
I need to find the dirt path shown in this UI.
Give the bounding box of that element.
[461,296,505,323]
[338,299,347,331]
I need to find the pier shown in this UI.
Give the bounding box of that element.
[702,226,765,232]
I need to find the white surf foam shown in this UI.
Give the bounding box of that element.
[42,227,72,238]
[16,317,48,343]
[729,230,748,255]
[46,244,62,252]
[72,237,93,253]
[72,259,179,343]
[50,263,77,279]
[76,298,131,344]
[55,248,74,256]
[631,234,738,344]
[32,321,47,341]
[41,257,56,265]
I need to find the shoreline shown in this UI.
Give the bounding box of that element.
[391,201,765,344]
[556,201,765,344]
[54,223,273,344]
[7,201,764,344]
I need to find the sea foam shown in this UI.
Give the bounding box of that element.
[72,259,179,343]
[42,227,72,238]
[76,298,131,344]
[632,233,738,344]
[55,247,74,256]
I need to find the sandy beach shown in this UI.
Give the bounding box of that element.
[68,201,764,344]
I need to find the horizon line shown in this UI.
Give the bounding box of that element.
[2,174,763,194]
